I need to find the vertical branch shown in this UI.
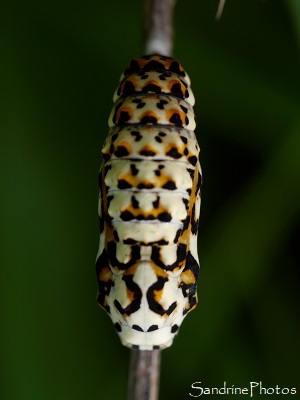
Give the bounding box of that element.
[143,0,174,56]
[215,0,226,20]
[127,1,174,399]
[127,350,161,400]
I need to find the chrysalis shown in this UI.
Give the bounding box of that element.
[96,55,202,350]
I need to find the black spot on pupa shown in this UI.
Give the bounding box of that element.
[174,228,182,243]
[169,113,183,126]
[152,197,160,208]
[130,164,139,176]
[124,238,137,245]
[143,60,165,71]
[154,170,161,176]
[182,215,191,232]
[184,148,189,156]
[153,345,160,350]
[146,214,155,221]
[170,83,184,98]
[158,164,164,169]
[191,204,199,235]
[185,116,189,125]
[140,115,157,125]
[102,153,110,162]
[115,322,122,332]
[137,102,146,109]
[157,240,168,246]
[192,219,199,235]
[131,196,139,209]
[115,146,129,157]
[111,133,118,142]
[131,245,141,262]
[188,156,197,166]
[118,111,131,124]
[118,179,132,189]
[122,81,135,96]
[126,59,140,74]
[180,281,188,298]
[156,99,168,110]
[109,144,114,154]
[137,183,154,189]
[180,105,188,113]
[171,324,179,333]
[158,131,166,137]
[162,180,177,190]
[177,243,187,262]
[120,210,134,221]
[196,171,202,194]
[132,98,142,104]
[104,164,112,175]
[130,130,142,142]
[143,83,161,93]
[166,302,177,315]
[155,136,162,143]
[182,197,189,210]
[139,149,156,156]
[169,61,182,75]
[132,324,144,332]
[166,147,182,159]
[158,212,172,222]
[187,168,195,180]
[147,325,159,332]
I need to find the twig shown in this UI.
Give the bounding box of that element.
[215,0,226,20]
[126,2,174,399]
[127,350,161,400]
[143,0,174,56]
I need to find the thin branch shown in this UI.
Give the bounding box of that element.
[127,2,174,400]
[143,0,174,56]
[216,0,226,20]
[127,350,161,400]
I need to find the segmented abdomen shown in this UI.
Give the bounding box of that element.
[96,54,202,350]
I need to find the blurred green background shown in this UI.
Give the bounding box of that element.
[1,0,300,399]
